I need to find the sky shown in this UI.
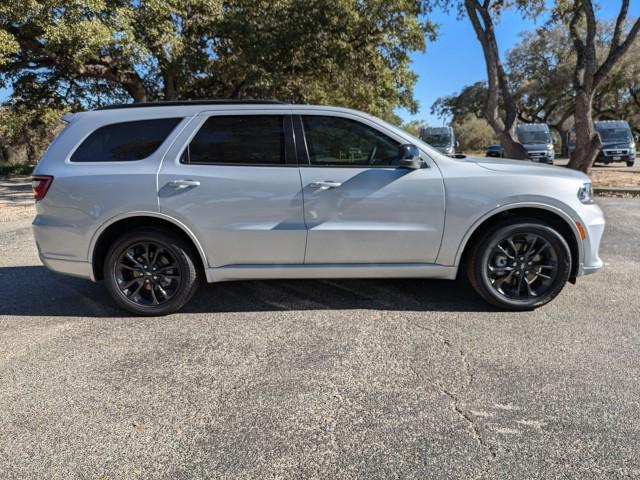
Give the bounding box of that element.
[1,2,638,120]
[401,2,640,125]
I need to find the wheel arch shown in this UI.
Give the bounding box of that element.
[456,204,583,282]
[89,212,208,281]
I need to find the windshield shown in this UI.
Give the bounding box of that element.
[517,130,551,145]
[597,127,631,143]
[422,133,452,147]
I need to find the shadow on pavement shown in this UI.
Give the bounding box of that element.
[0,265,491,317]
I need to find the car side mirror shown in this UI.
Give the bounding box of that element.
[398,144,423,169]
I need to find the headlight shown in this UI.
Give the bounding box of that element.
[547,144,554,151]
[630,142,636,151]
[577,182,594,204]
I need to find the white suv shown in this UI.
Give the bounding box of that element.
[32,101,604,315]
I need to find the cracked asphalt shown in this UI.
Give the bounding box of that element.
[1,197,639,479]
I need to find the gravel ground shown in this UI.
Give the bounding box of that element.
[0,176,34,222]
[0,198,639,479]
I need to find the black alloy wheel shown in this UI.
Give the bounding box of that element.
[104,228,199,316]
[466,219,572,310]
[114,241,182,307]
[485,232,558,300]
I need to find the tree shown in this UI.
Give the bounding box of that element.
[0,0,434,121]
[432,19,640,158]
[459,0,546,159]
[427,1,544,158]
[507,26,576,155]
[0,106,66,165]
[431,81,488,122]
[556,0,640,173]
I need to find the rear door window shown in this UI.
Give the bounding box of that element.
[182,115,286,165]
[71,118,182,162]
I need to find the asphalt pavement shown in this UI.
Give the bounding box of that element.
[1,198,639,479]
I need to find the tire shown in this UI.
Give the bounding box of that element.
[465,219,571,311]
[627,161,634,167]
[103,227,200,316]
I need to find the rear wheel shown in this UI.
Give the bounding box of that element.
[466,219,571,310]
[104,228,200,316]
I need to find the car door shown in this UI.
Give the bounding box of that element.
[296,112,446,264]
[158,111,307,267]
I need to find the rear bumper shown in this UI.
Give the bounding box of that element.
[33,216,95,281]
[38,253,94,281]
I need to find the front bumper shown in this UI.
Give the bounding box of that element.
[527,152,555,164]
[576,203,605,277]
[596,152,635,163]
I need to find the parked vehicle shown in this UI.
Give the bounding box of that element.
[568,121,636,167]
[516,123,555,164]
[485,144,504,158]
[420,126,458,156]
[32,101,604,315]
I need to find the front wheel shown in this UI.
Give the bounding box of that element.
[466,219,572,310]
[104,228,200,316]
[626,160,635,167]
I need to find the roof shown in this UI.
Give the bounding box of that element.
[593,120,630,129]
[96,100,288,111]
[420,126,453,133]
[516,123,550,131]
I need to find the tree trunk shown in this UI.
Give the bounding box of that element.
[568,90,601,173]
[499,128,528,159]
[465,0,528,161]
[558,126,569,158]
[163,72,178,100]
[126,81,149,103]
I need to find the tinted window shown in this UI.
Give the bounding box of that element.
[71,118,181,162]
[302,116,399,166]
[182,116,285,165]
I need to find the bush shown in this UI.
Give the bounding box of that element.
[452,114,497,152]
[0,163,35,177]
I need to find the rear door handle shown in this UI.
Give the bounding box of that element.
[309,181,342,190]
[168,179,200,189]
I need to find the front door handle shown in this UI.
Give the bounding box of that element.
[168,179,201,189]
[309,181,342,190]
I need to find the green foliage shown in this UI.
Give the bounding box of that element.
[0,0,434,121]
[0,163,36,177]
[452,114,497,151]
[0,106,67,165]
[431,81,488,123]
[400,119,427,137]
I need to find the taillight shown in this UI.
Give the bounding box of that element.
[32,175,53,201]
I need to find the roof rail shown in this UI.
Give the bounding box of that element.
[96,100,288,111]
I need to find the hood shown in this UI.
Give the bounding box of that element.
[466,156,590,182]
[601,141,634,149]
[522,143,551,151]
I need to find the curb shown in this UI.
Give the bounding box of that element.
[594,186,640,196]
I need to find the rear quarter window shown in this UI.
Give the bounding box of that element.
[70,118,182,162]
